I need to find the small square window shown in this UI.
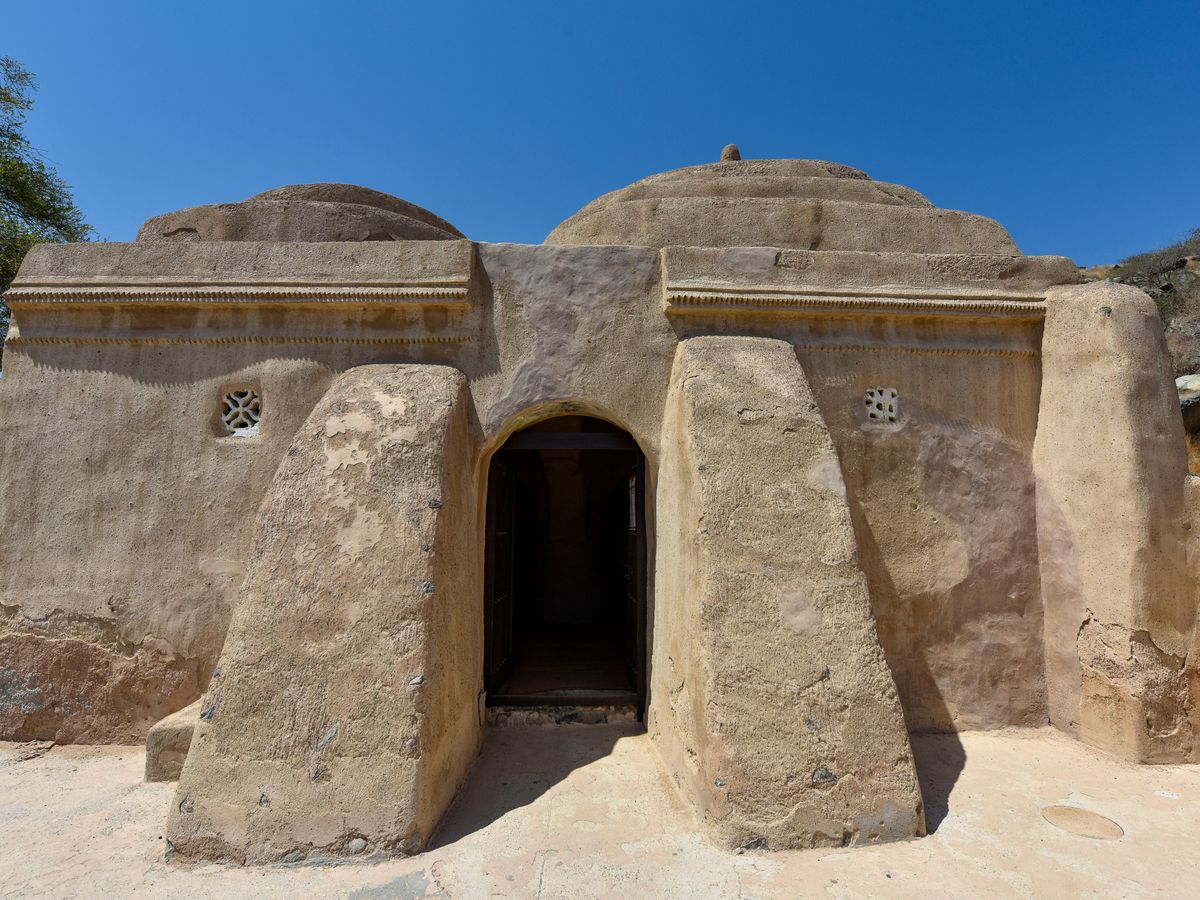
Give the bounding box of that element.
[222,389,261,436]
[864,387,899,425]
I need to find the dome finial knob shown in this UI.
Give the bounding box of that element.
[720,143,741,162]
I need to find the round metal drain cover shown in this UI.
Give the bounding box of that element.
[1041,805,1124,840]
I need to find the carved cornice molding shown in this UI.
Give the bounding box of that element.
[3,279,471,307]
[6,334,473,347]
[792,341,1038,359]
[664,283,1046,320]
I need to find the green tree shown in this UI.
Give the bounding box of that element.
[1,56,91,368]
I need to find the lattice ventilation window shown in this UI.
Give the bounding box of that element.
[864,387,899,425]
[221,389,261,437]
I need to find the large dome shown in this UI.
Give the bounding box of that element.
[137,183,464,243]
[546,150,1018,255]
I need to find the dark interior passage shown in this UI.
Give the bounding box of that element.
[485,416,646,710]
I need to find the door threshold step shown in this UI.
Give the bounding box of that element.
[486,704,640,727]
[488,689,637,707]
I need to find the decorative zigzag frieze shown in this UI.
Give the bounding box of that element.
[6,334,473,347]
[791,341,1038,359]
[3,280,471,306]
[664,283,1046,319]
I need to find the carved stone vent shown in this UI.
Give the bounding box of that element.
[864,387,899,424]
[221,389,261,436]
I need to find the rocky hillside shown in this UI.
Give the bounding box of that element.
[1081,228,1200,377]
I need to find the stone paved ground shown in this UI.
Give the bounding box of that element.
[2,725,1199,898]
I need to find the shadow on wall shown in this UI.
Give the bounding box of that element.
[839,400,1048,734]
[846,489,968,833]
[429,722,635,848]
[866,539,968,832]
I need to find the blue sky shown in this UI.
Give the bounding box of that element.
[7,1,1198,264]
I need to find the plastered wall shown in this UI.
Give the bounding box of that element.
[0,239,1104,747]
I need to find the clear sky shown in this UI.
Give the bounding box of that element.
[7,1,1198,265]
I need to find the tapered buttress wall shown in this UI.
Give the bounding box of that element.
[167,364,481,864]
[1035,282,1196,763]
[650,336,923,850]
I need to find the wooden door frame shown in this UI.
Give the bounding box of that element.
[482,432,649,716]
[483,453,516,693]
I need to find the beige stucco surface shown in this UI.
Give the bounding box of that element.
[652,336,922,849]
[0,234,1126,751]
[0,241,478,744]
[1034,281,1195,763]
[166,365,481,863]
[662,245,1063,732]
[145,699,200,783]
[831,358,1046,731]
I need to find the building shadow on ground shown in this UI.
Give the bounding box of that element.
[429,721,638,848]
[432,718,968,845]
[909,731,968,833]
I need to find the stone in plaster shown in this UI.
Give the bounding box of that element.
[0,631,201,744]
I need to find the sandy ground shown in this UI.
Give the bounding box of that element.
[2,725,1199,898]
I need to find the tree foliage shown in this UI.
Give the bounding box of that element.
[1118,227,1200,279]
[1,56,91,367]
[1112,227,1200,325]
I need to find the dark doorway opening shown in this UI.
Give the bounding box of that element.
[485,416,648,716]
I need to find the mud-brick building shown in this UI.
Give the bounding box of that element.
[2,151,1196,863]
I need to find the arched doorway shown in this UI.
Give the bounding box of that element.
[484,416,648,716]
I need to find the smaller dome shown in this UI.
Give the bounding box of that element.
[137,183,463,243]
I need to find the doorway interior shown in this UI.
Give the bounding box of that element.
[484,416,647,715]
